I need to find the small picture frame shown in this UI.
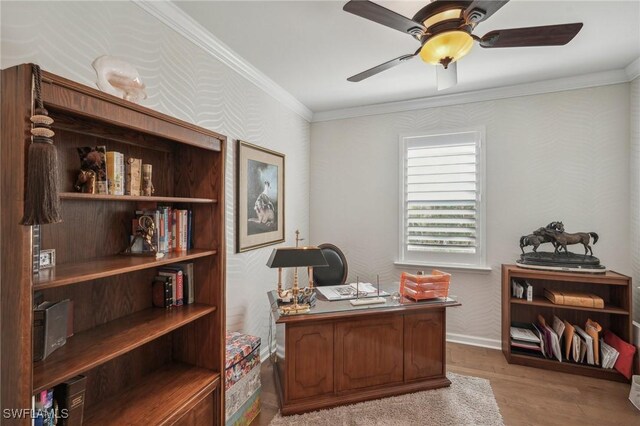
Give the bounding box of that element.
[39,249,56,269]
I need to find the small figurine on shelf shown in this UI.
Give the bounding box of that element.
[123,215,164,258]
[142,164,154,196]
[75,146,107,194]
[73,169,96,194]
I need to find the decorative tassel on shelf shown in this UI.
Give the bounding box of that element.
[21,64,62,225]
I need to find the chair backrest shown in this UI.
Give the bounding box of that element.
[313,243,348,286]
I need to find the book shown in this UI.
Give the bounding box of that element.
[173,262,195,304]
[34,389,55,426]
[600,339,620,369]
[106,151,124,195]
[188,210,193,249]
[159,268,183,306]
[524,281,533,302]
[544,288,604,309]
[54,375,86,426]
[125,157,141,196]
[33,300,70,361]
[152,276,173,308]
[574,325,595,365]
[510,326,541,343]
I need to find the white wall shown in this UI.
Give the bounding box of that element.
[310,84,631,345]
[0,1,310,347]
[631,77,640,323]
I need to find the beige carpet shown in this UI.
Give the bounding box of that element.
[269,373,504,426]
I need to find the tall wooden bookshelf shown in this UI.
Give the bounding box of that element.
[502,264,632,383]
[1,64,226,424]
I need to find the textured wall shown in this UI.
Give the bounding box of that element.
[0,1,310,348]
[632,77,640,324]
[310,84,631,345]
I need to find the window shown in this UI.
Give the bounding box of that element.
[398,128,485,268]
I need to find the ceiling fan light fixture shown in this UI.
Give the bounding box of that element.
[422,8,463,29]
[419,30,474,65]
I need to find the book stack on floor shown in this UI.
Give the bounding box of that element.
[225,331,261,426]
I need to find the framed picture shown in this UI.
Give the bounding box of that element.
[236,141,285,253]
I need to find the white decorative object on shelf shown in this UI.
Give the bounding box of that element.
[91,55,147,103]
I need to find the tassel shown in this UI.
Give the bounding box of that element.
[20,64,62,225]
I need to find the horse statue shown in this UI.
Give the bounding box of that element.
[537,221,599,256]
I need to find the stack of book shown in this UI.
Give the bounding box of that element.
[130,207,193,254]
[510,324,542,354]
[511,278,533,302]
[152,263,195,308]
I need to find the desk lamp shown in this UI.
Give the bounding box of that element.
[267,232,328,315]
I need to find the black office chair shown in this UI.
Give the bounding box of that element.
[312,243,348,286]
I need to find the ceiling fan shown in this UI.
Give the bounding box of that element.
[343,0,583,90]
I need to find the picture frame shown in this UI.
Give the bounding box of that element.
[38,249,56,270]
[236,140,285,253]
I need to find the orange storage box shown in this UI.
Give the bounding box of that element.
[400,270,451,301]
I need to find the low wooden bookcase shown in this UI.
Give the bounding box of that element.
[1,64,226,424]
[502,264,632,382]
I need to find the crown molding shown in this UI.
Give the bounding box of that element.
[312,68,631,122]
[134,0,313,122]
[626,57,640,81]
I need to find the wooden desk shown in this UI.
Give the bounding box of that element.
[268,285,461,415]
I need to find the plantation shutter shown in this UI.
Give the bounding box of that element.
[404,134,479,255]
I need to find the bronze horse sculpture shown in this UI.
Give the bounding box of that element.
[540,221,599,256]
[534,222,598,256]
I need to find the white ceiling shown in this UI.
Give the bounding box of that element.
[175,1,640,113]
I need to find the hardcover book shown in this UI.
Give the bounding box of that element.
[152,275,173,308]
[54,375,86,426]
[33,299,70,361]
[106,151,124,195]
[125,157,142,196]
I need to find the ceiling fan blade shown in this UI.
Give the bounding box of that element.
[343,0,425,35]
[463,0,509,24]
[436,62,457,91]
[480,23,583,48]
[347,53,417,82]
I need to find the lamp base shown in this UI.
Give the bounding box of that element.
[279,303,310,315]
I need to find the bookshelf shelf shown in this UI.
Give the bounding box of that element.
[33,304,216,393]
[502,264,632,383]
[510,296,629,315]
[83,363,220,425]
[59,192,217,204]
[33,249,217,290]
[509,353,627,383]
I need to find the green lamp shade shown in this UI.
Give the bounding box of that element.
[266,247,329,268]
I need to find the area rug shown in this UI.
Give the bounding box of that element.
[269,373,503,426]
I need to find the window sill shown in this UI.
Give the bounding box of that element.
[393,261,493,274]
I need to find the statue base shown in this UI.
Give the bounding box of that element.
[516,251,606,274]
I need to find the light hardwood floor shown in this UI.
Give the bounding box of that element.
[253,342,638,425]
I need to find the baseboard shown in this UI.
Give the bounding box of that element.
[446,332,501,350]
[260,343,277,363]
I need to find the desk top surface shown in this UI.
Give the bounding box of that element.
[268,282,461,323]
